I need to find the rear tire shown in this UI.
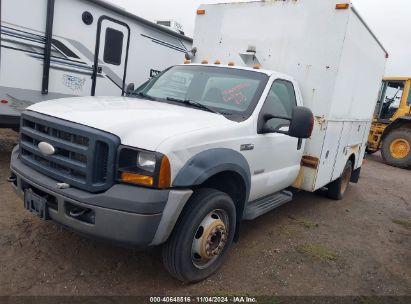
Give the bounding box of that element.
[327,160,353,200]
[162,188,236,283]
[381,129,411,169]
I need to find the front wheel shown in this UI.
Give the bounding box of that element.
[162,189,236,283]
[327,160,353,200]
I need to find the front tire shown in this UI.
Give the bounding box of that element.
[162,189,236,283]
[381,129,411,169]
[327,160,353,200]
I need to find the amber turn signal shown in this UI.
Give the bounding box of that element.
[197,9,206,15]
[158,156,171,189]
[335,3,349,9]
[121,172,154,187]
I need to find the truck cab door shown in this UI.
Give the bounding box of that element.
[249,79,303,200]
[91,17,130,96]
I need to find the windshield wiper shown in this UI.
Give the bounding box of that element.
[166,97,222,115]
[129,91,156,101]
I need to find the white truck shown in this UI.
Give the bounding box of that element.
[0,0,192,128]
[9,0,386,282]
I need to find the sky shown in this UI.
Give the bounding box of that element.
[106,0,411,76]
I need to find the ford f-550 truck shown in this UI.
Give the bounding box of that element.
[9,0,387,282]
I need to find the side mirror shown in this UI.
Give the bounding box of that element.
[126,83,135,94]
[288,106,314,139]
[260,106,313,139]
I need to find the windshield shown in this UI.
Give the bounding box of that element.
[132,65,269,121]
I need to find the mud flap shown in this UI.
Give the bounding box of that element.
[350,167,361,184]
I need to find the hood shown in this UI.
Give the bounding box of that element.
[28,96,234,151]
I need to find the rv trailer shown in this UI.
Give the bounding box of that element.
[0,0,193,128]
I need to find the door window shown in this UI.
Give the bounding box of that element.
[103,27,124,65]
[379,81,405,120]
[261,79,297,131]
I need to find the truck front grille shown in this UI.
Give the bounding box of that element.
[20,112,120,193]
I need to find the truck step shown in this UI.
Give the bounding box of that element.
[243,190,293,220]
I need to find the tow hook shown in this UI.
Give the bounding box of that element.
[7,176,17,183]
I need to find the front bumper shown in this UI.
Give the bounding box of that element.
[9,147,192,247]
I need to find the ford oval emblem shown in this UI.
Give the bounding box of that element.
[38,142,56,156]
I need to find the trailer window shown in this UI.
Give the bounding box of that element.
[262,79,297,131]
[103,28,124,65]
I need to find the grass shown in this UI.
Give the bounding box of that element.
[392,218,411,228]
[297,244,338,261]
[281,226,300,237]
[288,216,318,229]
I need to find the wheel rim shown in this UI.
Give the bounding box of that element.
[340,165,352,195]
[191,209,229,269]
[389,139,410,159]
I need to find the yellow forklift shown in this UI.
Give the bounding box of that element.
[367,77,411,168]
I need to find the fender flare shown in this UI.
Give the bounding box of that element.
[173,148,251,202]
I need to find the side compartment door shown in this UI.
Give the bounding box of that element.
[91,17,130,96]
[249,79,303,200]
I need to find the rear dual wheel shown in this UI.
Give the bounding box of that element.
[327,160,353,200]
[162,189,236,283]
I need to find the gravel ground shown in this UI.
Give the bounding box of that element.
[0,129,410,296]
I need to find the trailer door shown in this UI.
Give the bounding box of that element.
[91,17,130,96]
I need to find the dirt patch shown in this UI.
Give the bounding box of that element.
[0,129,18,153]
[0,129,410,296]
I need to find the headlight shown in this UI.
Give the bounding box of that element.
[137,152,157,173]
[117,147,171,189]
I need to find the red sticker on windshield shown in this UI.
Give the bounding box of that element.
[223,83,250,105]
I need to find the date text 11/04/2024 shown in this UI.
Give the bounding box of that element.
[149,296,257,303]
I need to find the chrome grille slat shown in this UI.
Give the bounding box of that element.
[21,127,88,154]
[20,141,87,173]
[19,112,120,193]
[21,156,87,183]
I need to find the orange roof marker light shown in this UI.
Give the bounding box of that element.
[335,3,350,9]
[197,9,206,15]
[184,60,191,64]
[201,59,209,64]
[214,59,221,65]
[253,64,261,70]
[228,61,235,66]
